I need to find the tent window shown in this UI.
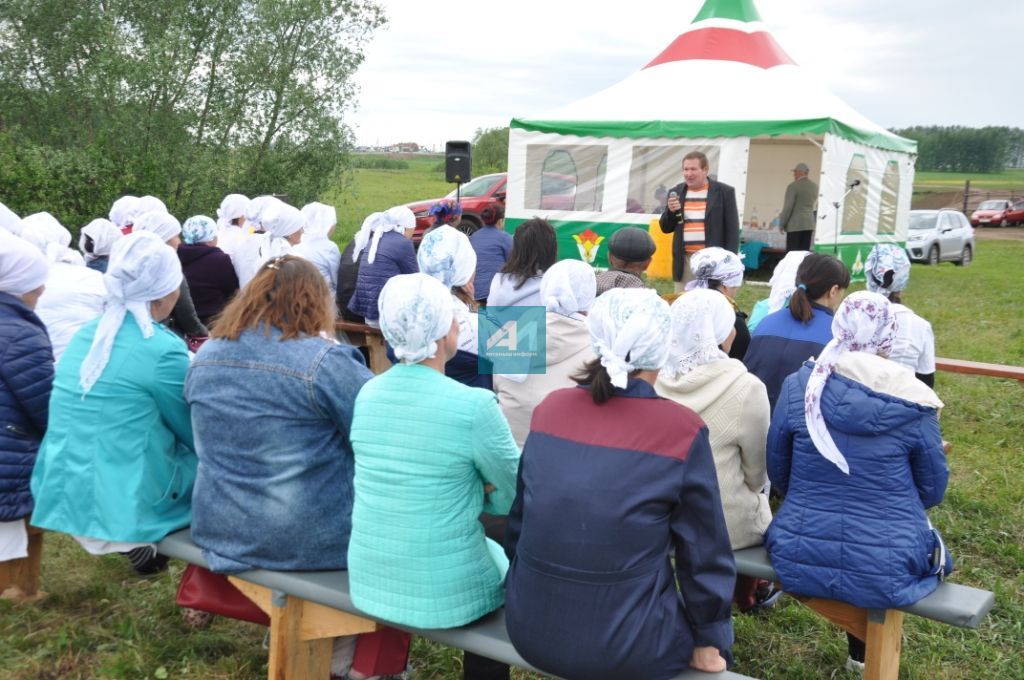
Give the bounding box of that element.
[877,160,900,235]
[627,145,720,214]
[524,144,607,212]
[841,154,869,235]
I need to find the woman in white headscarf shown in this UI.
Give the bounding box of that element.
[655,288,776,610]
[293,201,341,294]
[233,199,303,289]
[348,273,519,679]
[30,231,197,575]
[133,210,209,339]
[417,225,479,355]
[346,207,417,327]
[215,193,251,257]
[766,291,949,671]
[178,215,239,326]
[109,195,140,234]
[0,232,53,587]
[21,212,86,266]
[504,288,735,679]
[21,214,107,361]
[686,246,749,360]
[746,250,811,333]
[79,218,124,273]
[494,259,597,447]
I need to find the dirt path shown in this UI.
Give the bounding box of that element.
[973,226,1024,241]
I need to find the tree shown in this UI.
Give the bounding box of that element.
[893,125,1016,173]
[0,0,385,229]
[472,127,509,175]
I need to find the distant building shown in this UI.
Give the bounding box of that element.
[395,142,420,153]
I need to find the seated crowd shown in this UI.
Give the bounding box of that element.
[0,193,950,679]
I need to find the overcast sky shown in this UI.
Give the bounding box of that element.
[348,0,1023,149]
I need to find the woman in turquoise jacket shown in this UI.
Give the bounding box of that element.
[348,273,520,634]
[31,232,196,574]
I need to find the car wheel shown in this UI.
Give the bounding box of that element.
[456,217,481,237]
[954,245,972,267]
[1000,219,1009,227]
[927,245,940,265]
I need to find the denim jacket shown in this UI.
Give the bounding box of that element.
[184,327,373,572]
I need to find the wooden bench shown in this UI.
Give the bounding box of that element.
[733,545,994,680]
[335,321,391,374]
[935,357,1024,382]
[158,529,753,680]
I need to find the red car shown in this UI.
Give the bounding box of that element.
[406,171,578,244]
[1005,200,1024,226]
[969,199,1013,227]
[406,173,508,244]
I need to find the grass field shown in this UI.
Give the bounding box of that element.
[2,162,1022,679]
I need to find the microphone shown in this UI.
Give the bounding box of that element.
[849,180,861,189]
[668,190,683,222]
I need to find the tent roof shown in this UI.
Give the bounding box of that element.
[513,0,915,154]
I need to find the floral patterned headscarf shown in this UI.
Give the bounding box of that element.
[663,288,736,379]
[804,291,898,473]
[378,273,455,364]
[865,243,911,296]
[586,288,671,388]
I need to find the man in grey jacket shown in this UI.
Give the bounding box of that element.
[779,162,818,251]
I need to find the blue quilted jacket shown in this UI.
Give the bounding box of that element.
[0,292,55,521]
[765,363,949,609]
[346,232,417,323]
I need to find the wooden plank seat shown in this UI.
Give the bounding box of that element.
[935,357,1024,382]
[159,529,754,680]
[733,545,995,680]
[335,321,390,375]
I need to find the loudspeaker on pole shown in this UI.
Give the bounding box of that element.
[445,141,472,184]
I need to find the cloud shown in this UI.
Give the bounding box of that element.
[349,0,1024,146]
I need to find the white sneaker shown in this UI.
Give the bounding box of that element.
[845,656,865,673]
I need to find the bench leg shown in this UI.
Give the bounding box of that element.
[864,609,903,680]
[268,596,333,680]
[365,335,391,375]
[0,523,45,604]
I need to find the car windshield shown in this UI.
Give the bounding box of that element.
[978,200,1006,210]
[446,175,503,199]
[909,213,938,230]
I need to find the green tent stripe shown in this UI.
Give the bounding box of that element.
[693,0,762,23]
[510,117,917,154]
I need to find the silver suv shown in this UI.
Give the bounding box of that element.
[906,209,975,266]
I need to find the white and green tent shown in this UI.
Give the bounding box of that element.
[505,0,916,276]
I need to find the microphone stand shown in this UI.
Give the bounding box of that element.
[831,183,860,256]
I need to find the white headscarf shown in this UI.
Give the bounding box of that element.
[245,196,281,232]
[136,195,167,215]
[663,288,736,379]
[21,212,81,264]
[767,251,811,315]
[79,218,123,258]
[300,202,337,240]
[586,288,671,389]
[79,231,183,395]
[0,230,49,295]
[540,259,596,321]
[804,291,898,474]
[378,273,455,364]
[254,202,304,266]
[352,206,414,264]
[217,194,250,228]
[865,244,911,296]
[417,225,476,289]
[109,196,140,230]
[182,215,218,245]
[133,211,182,243]
[686,247,745,291]
[0,202,23,237]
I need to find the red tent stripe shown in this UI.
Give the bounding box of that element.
[643,27,796,70]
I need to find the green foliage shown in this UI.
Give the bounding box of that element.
[471,127,510,175]
[894,126,1023,174]
[350,156,410,170]
[0,0,385,229]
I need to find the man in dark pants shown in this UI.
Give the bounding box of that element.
[779,162,818,251]
[659,151,739,292]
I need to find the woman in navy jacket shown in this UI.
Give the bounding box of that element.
[766,291,950,669]
[504,289,735,680]
[0,233,53,555]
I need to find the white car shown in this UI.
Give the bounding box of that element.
[905,209,975,266]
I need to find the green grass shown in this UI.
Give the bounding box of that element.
[2,166,1021,679]
[913,169,1024,192]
